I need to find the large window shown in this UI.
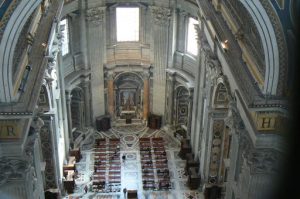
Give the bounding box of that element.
[187,17,198,56]
[116,7,139,42]
[60,19,69,56]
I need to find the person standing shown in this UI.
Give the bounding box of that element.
[123,188,127,198]
[84,185,88,194]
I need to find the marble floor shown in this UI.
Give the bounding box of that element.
[65,124,204,199]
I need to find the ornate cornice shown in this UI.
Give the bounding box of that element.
[150,6,171,26]
[86,6,106,25]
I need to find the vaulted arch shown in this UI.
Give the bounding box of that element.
[0,0,42,102]
[239,0,281,95]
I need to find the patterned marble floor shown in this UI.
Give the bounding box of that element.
[65,124,204,199]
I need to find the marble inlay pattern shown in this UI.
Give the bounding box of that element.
[123,162,138,170]
[65,125,204,199]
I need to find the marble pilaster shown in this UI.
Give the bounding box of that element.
[150,6,171,120]
[86,6,107,122]
[83,81,92,126]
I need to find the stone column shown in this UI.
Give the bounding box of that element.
[86,6,106,121]
[65,91,73,144]
[143,70,150,120]
[107,72,114,117]
[83,81,91,126]
[150,6,171,121]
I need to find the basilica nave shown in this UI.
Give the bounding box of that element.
[0,0,298,199]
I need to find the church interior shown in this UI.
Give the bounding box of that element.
[0,0,299,199]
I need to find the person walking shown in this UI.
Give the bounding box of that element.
[122,154,126,163]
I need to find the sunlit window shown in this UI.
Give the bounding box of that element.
[60,19,69,56]
[116,7,139,42]
[187,17,198,56]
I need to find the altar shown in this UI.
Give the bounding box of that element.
[120,110,136,119]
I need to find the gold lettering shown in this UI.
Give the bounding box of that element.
[261,117,271,128]
[6,126,15,136]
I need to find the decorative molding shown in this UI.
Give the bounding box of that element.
[86,6,106,25]
[40,122,56,189]
[0,112,32,115]
[208,119,225,184]
[150,6,171,26]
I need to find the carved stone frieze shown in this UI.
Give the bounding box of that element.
[247,149,280,174]
[150,6,171,26]
[0,157,31,186]
[86,7,106,25]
